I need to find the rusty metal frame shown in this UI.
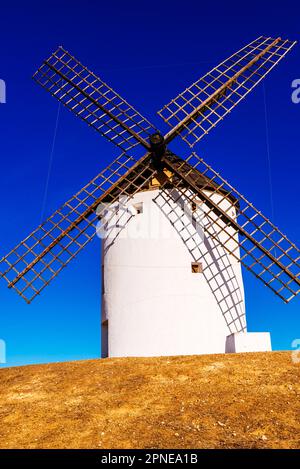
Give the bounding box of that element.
[1,152,155,302]
[33,46,157,151]
[160,37,297,147]
[162,153,300,302]
[1,35,299,305]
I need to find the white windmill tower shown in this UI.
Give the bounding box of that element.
[100,151,247,357]
[1,37,300,359]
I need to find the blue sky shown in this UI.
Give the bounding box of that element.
[0,0,299,367]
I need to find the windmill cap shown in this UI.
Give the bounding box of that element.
[149,133,164,145]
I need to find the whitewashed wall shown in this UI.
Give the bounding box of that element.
[101,187,246,357]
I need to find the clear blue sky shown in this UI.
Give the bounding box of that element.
[0,0,299,367]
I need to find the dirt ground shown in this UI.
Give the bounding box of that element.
[0,351,299,449]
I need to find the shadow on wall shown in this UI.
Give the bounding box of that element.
[153,187,246,334]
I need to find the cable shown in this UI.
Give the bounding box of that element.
[40,103,61,224]
[263,83,275,223]
[263,83,278,257]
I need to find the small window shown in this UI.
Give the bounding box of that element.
[191,262,203,273]
[191,201,197,212]
[131,202,143,215]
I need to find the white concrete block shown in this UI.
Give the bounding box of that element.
[226,332,272,353]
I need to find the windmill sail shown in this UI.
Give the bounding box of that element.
[0,153,155,303]
[33,46,157,151]
[159,37,296,147]
[163,153,300,302]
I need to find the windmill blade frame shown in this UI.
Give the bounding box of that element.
[33,46,157,152]
[163,152,300,302]
[0,152,156,303]
[159,36,297,147]
[2,35,300,307]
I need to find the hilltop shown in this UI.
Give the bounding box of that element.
[0,351,299,449]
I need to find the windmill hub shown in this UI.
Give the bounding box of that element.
[149,132,166,167]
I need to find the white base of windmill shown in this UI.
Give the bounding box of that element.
[226,332,272,353]
[100,187,270,358]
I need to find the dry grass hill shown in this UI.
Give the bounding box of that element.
[0,351,299,449]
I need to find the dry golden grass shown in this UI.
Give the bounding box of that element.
[0,351,299,449]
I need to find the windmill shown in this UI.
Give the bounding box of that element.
[1,36,299,357]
